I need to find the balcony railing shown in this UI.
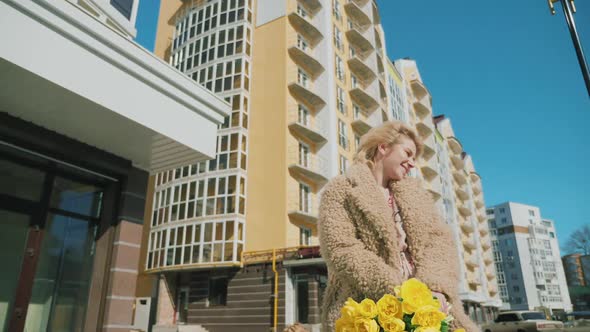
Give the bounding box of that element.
[287,147,329,187]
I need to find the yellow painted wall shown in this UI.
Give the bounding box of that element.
[153,0,186,61]
[246,16,289,251]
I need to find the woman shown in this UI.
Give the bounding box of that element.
[319,121,478,332]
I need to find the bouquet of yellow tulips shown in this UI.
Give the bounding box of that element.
[335,278,465,332]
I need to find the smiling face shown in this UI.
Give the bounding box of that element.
[379,136,417,182]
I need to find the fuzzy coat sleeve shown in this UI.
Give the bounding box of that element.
[319,176,404,299]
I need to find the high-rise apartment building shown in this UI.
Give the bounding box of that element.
[139,1,393,331]
[487,202,572,314]
[563,254,590,287]
[137,1,500,331]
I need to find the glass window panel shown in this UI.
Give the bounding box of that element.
[50,176,103,218]
[202,244,212,262]
[196,200,203,217]
[228,176,236,194]
[204,223,213,242]
[169,228,176,246]
[178,203,186,220]
[187,202,195,219]
[215,222,224,241]
[213,243,223,262]
[207,178,216,196]
[216,197,225,214]
[0,159,45,202]
[224,242,234,261]
[24,214,96,332]
[177,227,184,245]
[206,198,215,215]
[225,221,234,240]
[183,246,191,264]
[191,245,200,263]
[194,224,201,243]
[238,223,243,241]
[229,152,238,168]
[186,225,193,243]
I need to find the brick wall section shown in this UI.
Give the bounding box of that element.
[102,220,143,331]
[186,265,287,332]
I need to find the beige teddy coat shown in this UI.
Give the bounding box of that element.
[318,163,479,332]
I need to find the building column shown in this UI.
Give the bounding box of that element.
[102,168,148,332]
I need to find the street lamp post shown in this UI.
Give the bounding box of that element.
[549,0,590,97]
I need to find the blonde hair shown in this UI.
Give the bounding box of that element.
[353,121,423,167]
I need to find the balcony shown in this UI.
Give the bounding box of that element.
[456,187,469,201]
[458,204,472,217]
[346,28,374,56]
[348,56,376,84]
[428,188,442,202]
[288,82,326,112]
[288,46,324,79]
[288,117,328,147]
[288,147,329,187]
[372,1,380,24]
[479,226,489,237]
[481,241,491,250]
[486,268,495,280]
[470,172,480,183]
[489,286,498,296]
[421,142,435,161]
[473,183,482,195]
[349,87,379,112]
[478,214,487,223]
[298,0,322,15]
[351,117,372,135]
[413,100,430,120]
[288,12,323,46]
[463,237,477,250]
[461,220,475,234]
[420,164,438,182]
[451,154,464,170]
[475,199,484,209]
[411,79,429,100]
[344,1,371,28]
[288,209,318,225]
[484,255,493,265]
[453,170,467,186]
[351,0,370,6]
[446,137,463,155]
[465,255,478,269]
[415,122,433,140]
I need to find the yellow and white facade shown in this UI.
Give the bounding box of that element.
[136,0,500,330]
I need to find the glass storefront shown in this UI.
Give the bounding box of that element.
[0,145,108,332]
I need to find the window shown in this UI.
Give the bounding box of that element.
[351,75,359,89]
[354,135,361,150]
[298,68,310,88]
[496,313,519,322]
[338,120,348,149]
[297,34,309,52]
[298,143,310,168]
[529,209,535,217]
[512,285,520,292]
[332,0,341,21]
[499,208,505,214]
[300,227,311,245]
[501,217,507,224]
[333,25,342,50]
[299,183,311,213]
[486,209,494,215]
[353,104,361,119]
[209,277,228,306]
[335,55,344,81]
[337,87,345,114]
[110,0,134,20]
[339,155,348,174]
[298,104,310,126]
[297,4,308,17]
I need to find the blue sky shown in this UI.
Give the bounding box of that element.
[376,0,590,250]
[135,0,590,251]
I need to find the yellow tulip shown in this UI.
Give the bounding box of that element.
[335,316,355,332]
[380,317,405,332]
[376,294,403,322]
[357,298,378,319]
[400,278,436,314]
[411,305,447,330]
[454,329,466,332]
[354,317,380,332]
[341,298,359,319]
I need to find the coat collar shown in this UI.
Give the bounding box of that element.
[345,162,399,264]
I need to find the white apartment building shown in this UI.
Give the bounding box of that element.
[487,202,573,314]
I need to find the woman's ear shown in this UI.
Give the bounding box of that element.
[377,143,389,156]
